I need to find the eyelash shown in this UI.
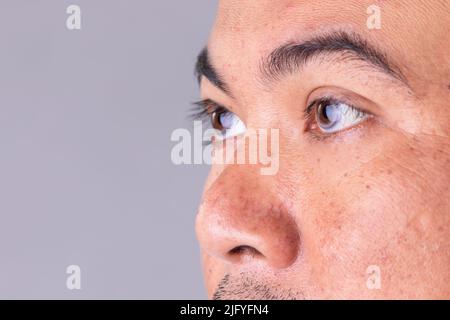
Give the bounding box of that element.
[190,99,228,125]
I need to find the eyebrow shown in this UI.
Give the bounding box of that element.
[195,30,410,95]
[195,47,231,94]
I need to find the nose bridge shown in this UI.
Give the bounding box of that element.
[196,164,300,269]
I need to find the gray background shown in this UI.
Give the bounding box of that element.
[0,0,216,299]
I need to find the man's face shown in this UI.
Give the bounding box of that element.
[195,0,450,299]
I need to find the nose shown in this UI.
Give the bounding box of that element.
[196,165,300,269]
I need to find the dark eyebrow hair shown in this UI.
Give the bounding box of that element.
[195,47,231,95]
[260,30,409,88]
[195,30,410,95]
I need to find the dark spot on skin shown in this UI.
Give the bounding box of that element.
[344,172,348,177]
[447,84,450,90]
[366,184,371,189]
[316,158,321,163]
[387,169,393,175]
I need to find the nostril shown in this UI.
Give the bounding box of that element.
[228,245,262,258]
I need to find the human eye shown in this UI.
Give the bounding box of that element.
[191,99,246,141]
[304,97,371,136]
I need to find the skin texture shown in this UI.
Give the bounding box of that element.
[195,0,450,299]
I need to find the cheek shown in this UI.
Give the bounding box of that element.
[302,130,450,295]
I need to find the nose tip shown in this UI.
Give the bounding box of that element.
[195,173,301,269]
[196,205,300,269]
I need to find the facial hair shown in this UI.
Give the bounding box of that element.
[212,273,304,300]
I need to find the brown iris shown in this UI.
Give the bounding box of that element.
[211,111,225,130]
[316,101,341,130]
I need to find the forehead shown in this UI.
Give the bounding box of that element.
[212,0,425,37]
[207,0,442,97]
[211,0,384,53]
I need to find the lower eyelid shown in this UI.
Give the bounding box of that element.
[307,114,376,142]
